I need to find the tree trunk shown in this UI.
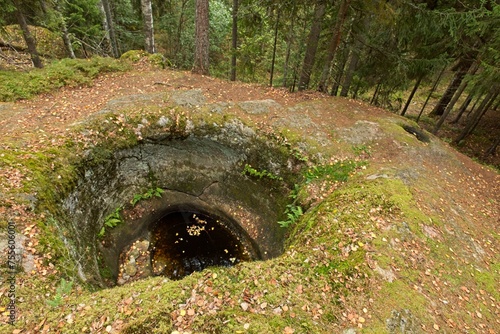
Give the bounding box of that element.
[466,94,483,119]
[451,89,475,124]
[432,64,477,134]
[484,135,500,157]
[430,58,473,116]
[269,9,280,87]
[56,1,75,59]
[193,0,210,75]
[100,0,119,58]
[13,0,43,68]
[352,80,360,99]
[97,0,111,56]
[466,93,498,138]
[141,0,155,53]
[401,74,424,116]
[39,0,48,14]
[61,20,75,59]
[297,2,326,91]
[371,82,382,105]
[330,50,348,96]
[493,98,500,110]
[318,0,351,92]
[416,65,446,122]
[454,89,498,143]
[230,0,238,81]
[174,0,189,61]
[340,39,361,97]
[282,3,296,88]
[443,61,478,113]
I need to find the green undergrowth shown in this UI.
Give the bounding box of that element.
[0,57,131,102]
[46,278,73,307]
[0,144,79,209]
[277,159,366,228]
[98,207,124,239]
[98,187,165,238]
[285,176,439,327]
[476,262,500,300]
[120,50,169,68]
[35,217,80,280]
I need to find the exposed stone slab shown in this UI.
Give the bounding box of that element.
[170,89,206,107]
[238,99,282,114]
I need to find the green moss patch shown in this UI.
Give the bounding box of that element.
[0,57,130,102]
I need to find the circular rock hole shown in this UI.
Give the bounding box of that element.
[58,129,300,286]
[149,211,257,280]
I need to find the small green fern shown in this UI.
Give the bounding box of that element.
[98,207,123,238]
[131,187,164,206]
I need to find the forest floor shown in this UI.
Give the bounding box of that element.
[0,60,499,333]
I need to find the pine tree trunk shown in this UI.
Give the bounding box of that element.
[467,92,498,134]
[298,2,326,91]
[371,82,381,105]
[416,65,446,122]
[444,62,478,113]
[230,0,238,81]
[484,135,500,157]
[141,0,155,54]
[451,90,475,124]
[432,70,474,134]
[13,0,43,68]
[193,0,210,75]
[282,3,297,88]
[352,81,360,99]
[401,74,423,116]
[340,40,360,97]
[454,89,498,143]
[174,0,189,61]
[493,98,500,111]
[466,94,483,119]
[430,58,473,116]
[100,0,119,58]
[318,0,350,93]
[330,50,349,96]
[40,0,48,14]
[269,9,280,87]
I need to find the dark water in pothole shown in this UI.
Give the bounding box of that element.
[150,211,252,279]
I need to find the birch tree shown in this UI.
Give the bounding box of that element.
[141,0,155,53]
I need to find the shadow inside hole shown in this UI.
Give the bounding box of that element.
[150,211,253,280]
[402,125,431,143]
